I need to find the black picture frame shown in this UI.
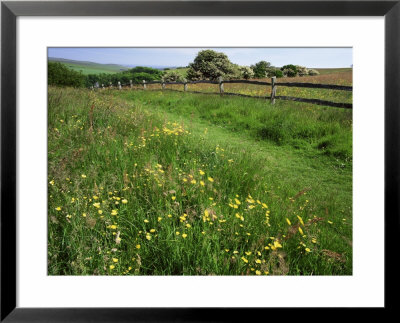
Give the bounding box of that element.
[1,1,399,321]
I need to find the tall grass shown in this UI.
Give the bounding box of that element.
[116,89,352,161]
[48,87,352,276]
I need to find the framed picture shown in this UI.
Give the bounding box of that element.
[1,0,398,320]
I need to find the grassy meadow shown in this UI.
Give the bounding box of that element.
[48,71,352,276]
[49,58,129,75]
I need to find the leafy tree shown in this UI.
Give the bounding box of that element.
[48,62,86,87]
[250,61,271,78]
[186,50,237,80]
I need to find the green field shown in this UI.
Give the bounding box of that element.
[49,58,129,75]
[48,81,352,276]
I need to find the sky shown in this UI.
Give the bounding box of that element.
[48,47,352,68]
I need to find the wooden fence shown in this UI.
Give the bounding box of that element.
[91,76,352,109]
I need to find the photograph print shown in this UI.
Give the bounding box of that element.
[47,47,352,276]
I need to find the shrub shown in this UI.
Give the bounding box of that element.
[282,68,297,77]
[308,69,320,76]
[250,61,271,78]
[270,69,283,78]
[281,64,298,77]
[163,70,185,82]
[296,65,309,76]
[130,72,160,84]
[48,62,86,88]
[263,67,283,78]
[128,66,163,77]
[239,66,254,80]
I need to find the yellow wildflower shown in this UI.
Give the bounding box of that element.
[286,218,291,225]
[241,257,248,263]
[297,215,305,226]
[109,265,115,270]
[111,210,118,216]
[207,177,214,182]
[112,258,118,263]
[182,234,187,238]
[136,244,141,249]
[55,207,61,211]
[122,199,128,204]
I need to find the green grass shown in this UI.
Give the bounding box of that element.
[116,89,352,160]
[50,59,129,74]
[48,87,352,276]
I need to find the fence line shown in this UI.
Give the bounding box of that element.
[91,77,352,109]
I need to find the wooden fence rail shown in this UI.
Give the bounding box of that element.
[91,77,352,109]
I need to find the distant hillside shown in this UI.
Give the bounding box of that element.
[314,68,352,75]
[48,57,130,75]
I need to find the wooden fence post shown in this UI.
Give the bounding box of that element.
[162,82,166,90]
[109,82,113,89]
[130,80,133,89]
[143,80,147,90]
[102,84,105,90]
[118,81,122,90]
[218,76,224,95]
[183,78,188,92]
[271,76,276,104]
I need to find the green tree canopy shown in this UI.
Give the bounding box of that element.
[187,50,237,80]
